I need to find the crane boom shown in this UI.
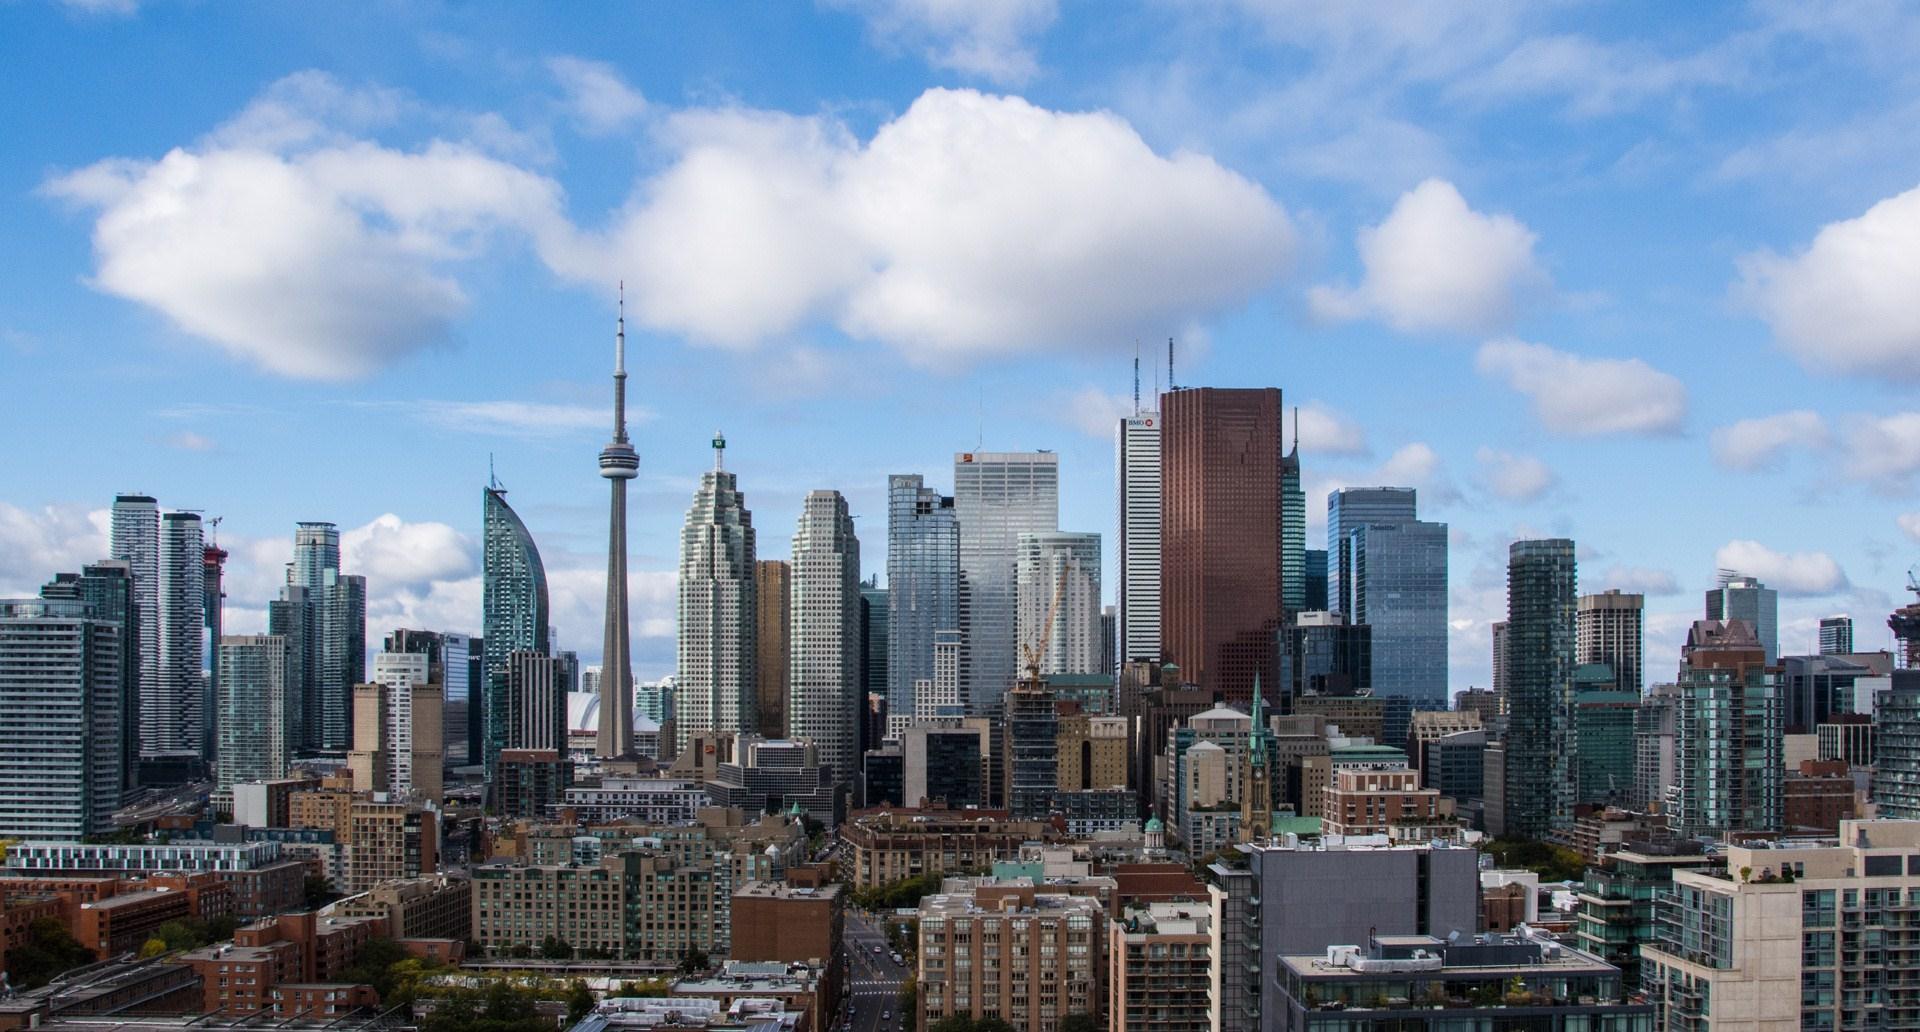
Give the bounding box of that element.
[1019,564,1070,683]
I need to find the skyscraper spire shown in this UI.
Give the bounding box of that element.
[597,286,640,759]
[712,431,727,471]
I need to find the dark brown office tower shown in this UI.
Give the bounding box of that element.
[1160,387,1285,703]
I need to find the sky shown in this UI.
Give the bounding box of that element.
[3,1,1920,692]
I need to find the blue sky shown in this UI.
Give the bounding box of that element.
[3,1,1919,691]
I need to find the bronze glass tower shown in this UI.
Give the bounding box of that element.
[596,292,639,758]
[1160,387,1284,702]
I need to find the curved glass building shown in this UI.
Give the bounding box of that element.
[482,485,550,779]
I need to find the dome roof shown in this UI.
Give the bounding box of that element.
[1144,816,1164,832]
[568,691,664,734]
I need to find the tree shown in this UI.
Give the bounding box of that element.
[4,918,93,990]
[303,874,342,909]
[1059,1017,1099,1032]
[539,936,574,961]
[565,981,595,1024]
[975,1019,1015,1032]
[138,937,169,960]
[929,1016,977,1032]
[339,939,413,1000]
[677,948,710,975]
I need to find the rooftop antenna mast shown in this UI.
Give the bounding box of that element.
[1168,336,1175,392]
[489,453,502,492]
[1133,341,1141,415]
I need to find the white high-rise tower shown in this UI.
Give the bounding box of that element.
[788,490,860,788]
[1117,410,1161,663]
[111,494,160,757]
[675,433,757,753]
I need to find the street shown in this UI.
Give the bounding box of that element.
[841,909,910,1032]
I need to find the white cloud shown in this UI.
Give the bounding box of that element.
[1475,338,1686,436]
[1598,566,1681,596]
[1902,512,1920,543]
[1474,447,1555,502]
[1842,412,1920,488]
[1057,387,1134,439]
[1294,401,1368,456]
[1308,178,1547,334]
[830,0,1059,85]
[1376,442,1460,504]
[1737,183,1920,380]
[547,56,648,134]
[45,78,564,380]
[1714,540,1849,596]
[341,514,476,590]
[0,503,111,595]
[1452,32,1749,117]
[376,399,626,438]
[554,88,1295,365]
[50,76,1288,378]
[61,0,139,15]
[1709,410,1828,471]
[163,430,216,452]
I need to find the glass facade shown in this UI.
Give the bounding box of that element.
[1505,538,1577,839]
[482,486,550,780]
[0,598,124,839]
[215,635,291,792]
[1276,616,1371,702]
[1874,672,1920,819]
[1326,487,1415,619]
[1706,576,1779,663]
[789,489,860,787]
[1015,531,1101,676]
[885,474,958,736]
[1348,519,1449,709]
[1575,669,1638,806]
[1671,666,1783,836]
[954,451,1059,715]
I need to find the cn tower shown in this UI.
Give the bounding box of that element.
[596,286,639,758]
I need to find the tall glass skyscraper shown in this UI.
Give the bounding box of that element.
[676,434,757,754]
[1326,487,1416,618]
[1328,488,1448,709]
[1706,574,1779,664]
[1348,520,1449,708]
[886,474,958,739]
[215,635,292,796]
[1161,387,1285,703]
[789,490,861,788]
[286,522,365,753]
[1503,538,1578,839]
[482,485,550,780]
[0,597,124,839]
[1117,412,1161,663]
[156,512,205,757]
[1015,531,1102,676]
[955,451,1059,715]
[40,562,140,801]
[1280,439,1305,613]
[110,494,159,758]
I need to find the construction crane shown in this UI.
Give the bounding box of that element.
[1018,564,1070,686]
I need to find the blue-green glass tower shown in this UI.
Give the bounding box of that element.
[482,483,550,781]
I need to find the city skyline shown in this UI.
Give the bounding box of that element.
[4,4,1920,696]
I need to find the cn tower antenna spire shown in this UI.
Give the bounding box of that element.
[596,282,640,760]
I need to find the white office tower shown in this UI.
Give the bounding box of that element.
[954,451,1059,714]
[676,433,758,754]
[363,651,441,798]
[155,512,205,756]
[110,494,160,757]
[1016,531,1103,676]
[1117,414,1161,663]
[0,598,124,839]
[788,490,861,788]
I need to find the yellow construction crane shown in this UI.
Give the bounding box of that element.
[1018,564,1070,686]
